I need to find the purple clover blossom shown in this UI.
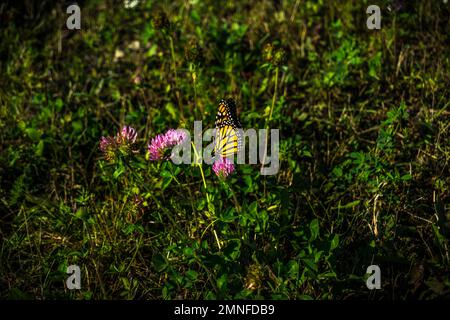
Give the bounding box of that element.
[99,136,113,152]
[148,129,187,161]
[147,133,167,160]
[212,156,235,178]
[117,126,137,144]
[99,125,138,161]
[164,129,187,145]
[99,136,117,161]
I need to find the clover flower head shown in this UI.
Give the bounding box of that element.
[185,39,203,63]
[212,156,235,178]
[147,129,187,161]
[164,129,187,145]
[99,136,117,161]
[118,126,137,144]
[152,10,170,30]
[147,133,167,160]
[262,43,274,62]
[100,125,138,161]
[262,42,286,66]
[273,48,287,66]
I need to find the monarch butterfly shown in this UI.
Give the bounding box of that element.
[214,99,243,158]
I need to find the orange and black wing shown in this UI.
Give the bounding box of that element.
[214,99,242,158]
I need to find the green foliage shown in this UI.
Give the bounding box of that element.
[1,0,450,300]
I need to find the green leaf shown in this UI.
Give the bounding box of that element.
[183,247,194,257]
[330,234,339,251]
[217,274,228,290]
[401,174,412,181]
[160,170,172,178]
[72,120,83,133]
[185,270,198,281]
[339,200,360,209]
[257,78,268,96]
[207,201,215,215]
[302,258,318,273]
[113,166,125,179]
[287,260,299,279]
[152,253,168,272]
[249,201,258,215]
[55,98,64,111]
[162,176,172,190]
[223,240,241,260]
[35,140,44,157]
[146,44,158,57]
[309,219,319,241]
[75,208,87,219]
[25,128,41,141]
[165,102,178,121]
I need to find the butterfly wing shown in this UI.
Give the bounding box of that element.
[215,99,242,128]
[215,124,241,157]
[214,99,242,158]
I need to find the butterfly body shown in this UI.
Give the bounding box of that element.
[214,99,243,158]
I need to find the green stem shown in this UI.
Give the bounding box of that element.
[168,35,184,120]
[268,67,279,122]
[192,142,221,249]
[222,180,241,213]
[191,142,209,201]
[169,35,178,82]
[193,75,197,113]
[191,64,201,117]
[261,66,279,176]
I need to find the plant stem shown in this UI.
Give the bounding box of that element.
[192,142,221,249]
[268,66,279,122]
[169,35,178,83]
[193,72,197,115]
[191,141,209,201]
[191,64,203,117]
[168,34,184,120]
[222,180,241,213]
[261,66,279,175]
